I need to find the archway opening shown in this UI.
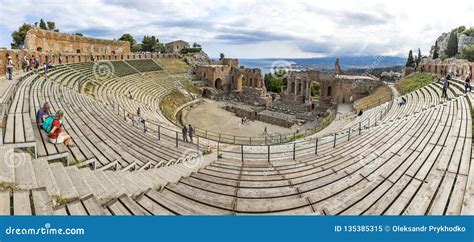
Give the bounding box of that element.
[215,78,223,90]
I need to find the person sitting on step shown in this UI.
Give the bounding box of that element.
[36,102,51,127]
[47,110,74,147]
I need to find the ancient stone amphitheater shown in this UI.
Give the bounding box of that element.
[0,58,472,215]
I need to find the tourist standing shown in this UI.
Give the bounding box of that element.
[30,55,35,71]
[137,107,141,117]
[6,56,14,80]
[182,125,188,142]
[465,75,472,93]
[58,55,63,65]
[188,124,194,142]
[442,76,450,98]
[22,55,28,72]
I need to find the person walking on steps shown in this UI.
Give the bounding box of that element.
[442,75,450,99]
[6,56,14,80]
[182,125,188,142]
[464,74,472,93]
[188,124,194,143]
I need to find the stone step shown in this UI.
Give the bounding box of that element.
[66,200,89,215]
[13,189,32,215]
[49,162,79,199]
[93,170,121,200]
[0,190,11,215]
[14,152,37,189]
[118,195,149,215]
[78,168,107,200]
[115,172,141,196]
[0,147,15,184]
[124,172,152,190]
[31,158,60,196]
[65,166,94,197]
[31,188,53,215]
[103,171,128,196]
[81,195,107,215]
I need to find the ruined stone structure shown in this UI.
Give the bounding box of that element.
[195,58,272,106]
[0,49,179,76]
[24,28,130,54]
[335,57,342,75]
[0,29,185,75]
[283,69,379,112]
[418,58,473,78]
[165,40,189,53]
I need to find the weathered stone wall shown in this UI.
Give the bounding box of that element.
[24,28,130,54]
[419,58,473,78]
[284,70,379,110]
[0,49,179,76]
[165,40,189,53]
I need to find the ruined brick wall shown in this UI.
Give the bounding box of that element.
[0,49,179,76]
[285,70,379,109]
[195,65,231,90]
[165,40,189,53]
[419,58,473,78]
[24,28,130,54]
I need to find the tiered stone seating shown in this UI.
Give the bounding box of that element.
[0,145,213,213]
[126,59,162,73]
[1,59,472,216]
[111,61,138,77]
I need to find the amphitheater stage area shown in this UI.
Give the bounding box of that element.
[184,100,317,137]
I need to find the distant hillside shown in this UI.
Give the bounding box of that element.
[430,26,474,60]
[239,56,406,74]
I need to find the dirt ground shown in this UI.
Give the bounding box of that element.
[184,100,302,137]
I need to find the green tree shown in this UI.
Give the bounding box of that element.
[11,23,33,49]
[119,33,136,50]
[446,30,458,57]
[74,33,83,36]
[192,42,201,48]
[405,50,415,68]
[433,41,439,59]
[461,44,474,61]
[39,18,47,30]
[219,53,225,60]
[46,21,55,31]
[416,48,422,66]
[141,35,162,52]
[132,44,142,52]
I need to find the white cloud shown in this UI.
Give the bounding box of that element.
[0,0,472,58]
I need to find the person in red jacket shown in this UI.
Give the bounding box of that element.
[48,110,74,147]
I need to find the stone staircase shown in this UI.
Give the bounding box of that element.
[0,145,214,212]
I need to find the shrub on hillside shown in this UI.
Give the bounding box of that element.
[395,73,436,94]
[461,44,474,61]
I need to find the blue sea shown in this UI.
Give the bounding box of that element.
[237,56,406,74]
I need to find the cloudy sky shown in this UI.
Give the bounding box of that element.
[0,0,472,58]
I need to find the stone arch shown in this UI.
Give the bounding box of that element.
[215,78,223,90]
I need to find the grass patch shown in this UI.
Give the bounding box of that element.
[0,182,16,190]
[53,195,74,206]
[395,73,436,95]
[155,59,190,74]
[81,81,97,99]
[160,90,191,122]
[355,84,392,111]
